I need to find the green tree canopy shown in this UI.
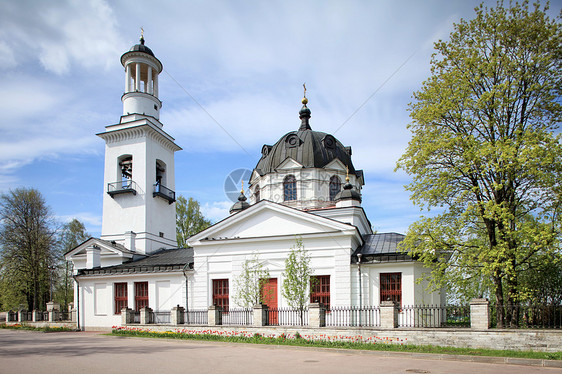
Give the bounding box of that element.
[57,218,89,310]
[0,188,58,310]
[282,238,314,325]
[176,196,211,248]
[396,1,562,327]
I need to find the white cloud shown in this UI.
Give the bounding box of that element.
[0,0,123,75]
[200,201,232,223]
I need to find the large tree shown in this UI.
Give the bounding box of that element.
[176,196,211,248]
[0,188,58,310]
[57,218,89,310]
[397,1,562,327]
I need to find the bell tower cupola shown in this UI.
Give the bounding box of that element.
[121,30,163,122]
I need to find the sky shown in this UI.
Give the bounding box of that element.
[2,0,559,238]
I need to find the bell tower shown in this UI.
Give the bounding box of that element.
[97,34,181,254]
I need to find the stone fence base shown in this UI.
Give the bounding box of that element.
[120,324,562,353]
[5,321,77,329]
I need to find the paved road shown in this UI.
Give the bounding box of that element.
[0,330,559,374]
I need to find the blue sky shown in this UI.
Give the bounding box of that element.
[2,0,558,237]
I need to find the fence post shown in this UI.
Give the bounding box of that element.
[309,303,326,328]
[171,305,185,325]
[32,310,41,322]
[47,301,60,322]
[18,310,26,322]
[470,298,490,329]
[380,301,398,328]
[121,307,133,325]
[253,304,268,326]
[208,305,222,326]
[140,307,152,324]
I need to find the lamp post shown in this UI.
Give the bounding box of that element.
[357,253,362,326]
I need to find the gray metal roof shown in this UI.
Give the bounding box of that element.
[77,247,193,276]
[353,233,412,262]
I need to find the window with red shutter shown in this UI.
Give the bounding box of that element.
[134,282,149,311]
[380,273,402,306]
[114,283,128,314]
[212,279,229,311]
[310,275,330,310]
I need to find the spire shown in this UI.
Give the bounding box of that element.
[229,181,250,214]
[299,83,311,131]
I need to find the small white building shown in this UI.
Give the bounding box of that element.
[66,37,442,330]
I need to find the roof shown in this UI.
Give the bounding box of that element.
[77,247,193,276]
[253,103,359,177]
[353,233,412,263]
[129,36,154,56]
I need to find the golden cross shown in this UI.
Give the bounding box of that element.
[303,83,307,98]
[141,27,144,38]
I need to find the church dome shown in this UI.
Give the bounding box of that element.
[254,97,355,176]
[128,36,154,56]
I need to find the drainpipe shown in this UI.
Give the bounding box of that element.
[182,263,190,323]
[72,274,80,331]
[357,253,362,326]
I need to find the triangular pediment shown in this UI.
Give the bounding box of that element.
[188,200,358,245]
[324,158,347,172]
[65,237,134,260]
[275,157,303,171]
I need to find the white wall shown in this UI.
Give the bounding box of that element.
[76,272,186,329]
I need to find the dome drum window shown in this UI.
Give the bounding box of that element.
[329,175,342,201]
[283,175,297,201]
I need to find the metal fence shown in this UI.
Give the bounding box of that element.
[490,304,562,329]
[267,307,308,326]
[184,309,208,325]
[153,311,171,324]
[133,311,140,324]
[325,306,380,327]
[221,308,253,325]
[399,305,470,328]
[58,311,71,321]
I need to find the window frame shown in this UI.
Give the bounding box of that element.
[212,279,229,311]
[283,175,297,201]
[114,282,128,314]
[329,175,341,201]
[134,281,149,311]
[380,272,402,306]
[310,275,330,310]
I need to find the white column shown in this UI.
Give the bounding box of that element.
[125,64,131,93]
[153,73,158,97]
[135,63,141,91]
[147,66,153,94]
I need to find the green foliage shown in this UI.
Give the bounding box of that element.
[176,196,211,248]
[0,188,58,311]
[282,238,314,324]
[234,253,270,308]
[396,1,562,326]
[56,219,89,310]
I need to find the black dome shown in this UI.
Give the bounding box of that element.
[129,43,154,57]
[254,128,356,176]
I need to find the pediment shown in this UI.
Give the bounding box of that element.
[65,237,133,260]
[275,157,303,171]
[324,158,347,172]
[188,201,357,244]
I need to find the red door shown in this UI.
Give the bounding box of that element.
[262,278,278,324]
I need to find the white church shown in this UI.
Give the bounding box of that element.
[66,37,442,330]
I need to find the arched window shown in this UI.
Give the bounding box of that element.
[329,175,341,201]
[254,185,261,203]
[283,175,297,201]
[118,155,133,188]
